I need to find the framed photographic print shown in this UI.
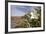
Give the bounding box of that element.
[5,1,45,33]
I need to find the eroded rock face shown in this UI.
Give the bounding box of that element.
[11,16,31,28]
[11,16,22,28]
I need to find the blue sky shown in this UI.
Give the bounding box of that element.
[11,5,32,16]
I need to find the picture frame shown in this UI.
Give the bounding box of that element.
[5,1,45,33]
